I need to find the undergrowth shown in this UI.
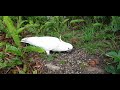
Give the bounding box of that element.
[0,16,120,74]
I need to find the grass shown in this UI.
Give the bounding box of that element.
[0,16,120,74]
[59,60,66,65]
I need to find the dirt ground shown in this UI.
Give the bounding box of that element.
[29,48,107,74]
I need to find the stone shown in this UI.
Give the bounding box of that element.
[84,66,105,74]
[45,63,60,71]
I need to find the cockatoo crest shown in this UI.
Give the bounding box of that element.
[59,35,62,42]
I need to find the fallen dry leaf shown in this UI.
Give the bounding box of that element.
[88,59,99,67]
[70,38,79,44]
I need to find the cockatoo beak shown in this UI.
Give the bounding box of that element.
[66,49,73,53]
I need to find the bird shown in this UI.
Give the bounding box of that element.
[21,36,73,55]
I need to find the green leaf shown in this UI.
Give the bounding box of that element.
[23,46,45,53]
[62,19,69,24]
[118,50,120,56]
[0,61,7,69]
[19,70,26,74]
[13,35,21,47]
[5,44,22,56]
[117,62,120,70]
[17,24,39,34]
[59,60,66,65]
[17,20,28,29]
[0,52,4,59]
[44,22,54,28]
[47,55,54,61]
[0,57,22,69]
[106,51,120,62]
[33,70,37,74]
[23,64,27,73]
[114,57,120,62]
[0,42,5,47]
[93,23,102,27]
[106,51,118,58]
[40,25,45,30]
[105,65,116,74]
[3,16,21,47]
[7,57,22,67]
[70,19,85,24]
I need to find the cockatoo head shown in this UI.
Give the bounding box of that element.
[56,41,73,52]
[63,42,73,51]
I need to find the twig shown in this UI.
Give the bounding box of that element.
[5,68,11,74]
[16,66,21,71]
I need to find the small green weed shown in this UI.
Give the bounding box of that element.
[59,60,66,65]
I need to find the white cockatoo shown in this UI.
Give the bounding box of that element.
[21,36,73,55]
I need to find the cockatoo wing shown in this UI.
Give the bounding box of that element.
[21,36,60,51]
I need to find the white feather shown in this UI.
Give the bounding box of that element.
[21,36,73,55]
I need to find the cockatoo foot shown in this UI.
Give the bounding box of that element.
[46,50,50,55]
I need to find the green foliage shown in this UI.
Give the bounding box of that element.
[105,50,120,74]
[0,42,5,60]
[1,16,120,74]
[93,23,102,27]
[16,16,39,34]
[0,57,22,69]
[0,52,4,60]
[46,55,55,61]
[93,16,106,22]
[105,65,116,74]
[5,44,22,56]
[23,46,45,54]
[25,16,48,24]
[18,70,26,74]
[40,54,58,61]
[32,70,38,74]
[106,51,120,62]
[1,16,45,73]
[3,16,21,47]
[59,60,66,65]
[110,16,120,32]
[39,16,69,37]
[92,22,103,30]
[81,42,105,54]
[3,16,39,46]
[70,19,85,24]
[19,64,27,74]
[0,42,5,47]
[82,26,95,42]
[0,17,5,32]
